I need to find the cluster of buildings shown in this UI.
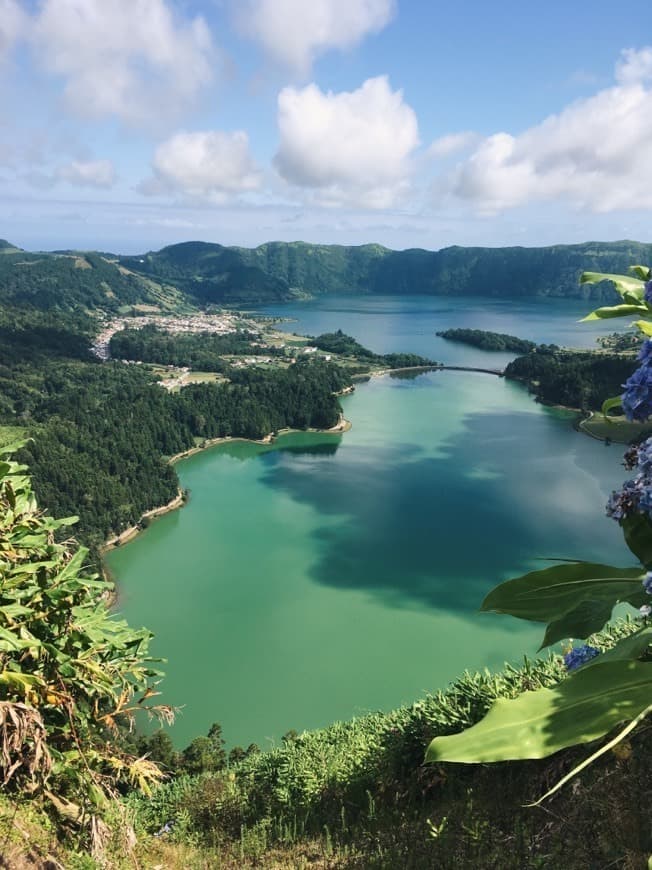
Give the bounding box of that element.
[90,312,252,361]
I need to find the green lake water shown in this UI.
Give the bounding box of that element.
[106,297,632,749]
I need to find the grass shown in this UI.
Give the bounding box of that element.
[185,371,223,384]
[579,413,652,443]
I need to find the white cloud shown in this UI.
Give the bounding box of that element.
[237,0,394,73]
[58,159,116,188]
[443,46,652,214]
[31,0,213,124]
[0,0,26,63]
[142,130,261,202]
[615,47,652,84]
[274,76,419,208]
[428,132,479,159]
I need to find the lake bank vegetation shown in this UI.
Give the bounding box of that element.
[504,348,637,409]
[310,329,438,370]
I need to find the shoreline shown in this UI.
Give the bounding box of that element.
[100,361,574,561]
[100,489,186,554]
[100,364,440,557]
[100,414,351,557]
[100,363,593,559]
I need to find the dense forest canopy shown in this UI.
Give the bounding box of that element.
[109,324,285,372]
[13,355,347,552]
[504,350,638,409]
[0,300,348,557]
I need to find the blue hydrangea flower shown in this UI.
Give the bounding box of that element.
[622,365,652,422]
[640,604,652,617]
[607,478,645,520]
[563,645,599,671]
[636,438,652,474]
[645,280,652,304]
[637,483,652,515]
[643,572,652,595]
[639,340,652,365]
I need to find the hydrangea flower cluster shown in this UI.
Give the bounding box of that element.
[606,436,652,521]
[645,280,652,304]
[563,645,599,671]
[643,571,652,595]
[622,340,652,421]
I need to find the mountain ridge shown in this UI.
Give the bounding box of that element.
[2,237,651,313]
[119,238,652,305]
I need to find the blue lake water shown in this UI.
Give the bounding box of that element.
[107,295,633,748]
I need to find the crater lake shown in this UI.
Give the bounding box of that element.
[106,296,632,748]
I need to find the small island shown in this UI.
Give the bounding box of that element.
[436,328,537,353]
[311,328,438,370]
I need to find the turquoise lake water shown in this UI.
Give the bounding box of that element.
[106,296,633,749]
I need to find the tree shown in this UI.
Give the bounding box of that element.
[181,722,226,774]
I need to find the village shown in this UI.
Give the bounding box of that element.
[90,311,251,360]
[90,310,326,390]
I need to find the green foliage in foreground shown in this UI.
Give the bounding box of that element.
[0,621,648,868]
[0,449,168,842]
[125,621,645,869]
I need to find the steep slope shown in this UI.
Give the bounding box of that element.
[0,238,21,252]
[121,239,652,305]
[0,249,184,314]
[120,241,291,305]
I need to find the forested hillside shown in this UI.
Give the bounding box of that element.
[9,346,346,552]
[1,237,651,310]
[0,243,191,314]
[120,239,652,305]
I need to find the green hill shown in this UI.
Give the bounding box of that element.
[2,238,651,312]
[0,249,188,314]
[0,238,21,252]
[120,238,652,305]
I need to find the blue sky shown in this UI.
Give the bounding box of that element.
[2,0,652,253]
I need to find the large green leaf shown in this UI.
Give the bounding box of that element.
[481,561,643,623]
[622,513,652,567]
[580,271,646,302]
[581,304,648,321]
[589,626,652,665]
[540,598,614,649]
[602,395,623,418]
[629,265,651,281]
[426,660,652,763]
